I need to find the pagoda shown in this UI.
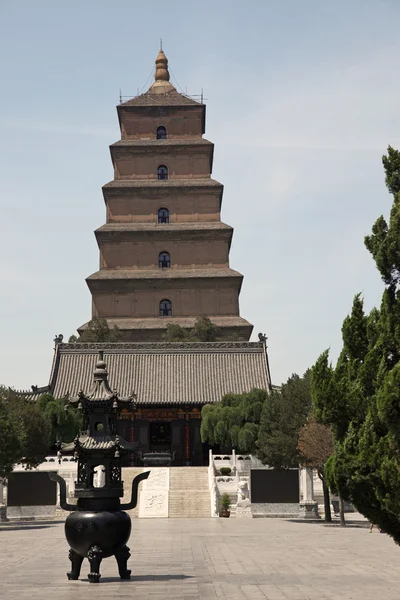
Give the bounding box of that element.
[78,50,253,341]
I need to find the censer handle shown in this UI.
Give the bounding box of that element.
[120,471,150,510]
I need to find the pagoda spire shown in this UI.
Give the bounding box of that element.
[155,49,169,82]
[149,48,175,94]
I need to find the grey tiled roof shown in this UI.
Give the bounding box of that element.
[86,268,242,281]
[77,436,115,450]
[110,139,212,148]
[119,90,202,107]
[79,316,252,331]
[102,179,222,190]
[95,222,232,232]
[14,386,51,403]
[62,435,136,452]
[49,342,271,405]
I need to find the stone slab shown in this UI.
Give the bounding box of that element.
[138,467,169,518]
[139,489,169,518]
[6,505,56,520]
[251,502,299,517]
[143,467,170,490]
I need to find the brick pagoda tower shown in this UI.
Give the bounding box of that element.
[79,50,253,341]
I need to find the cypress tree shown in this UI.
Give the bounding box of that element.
[312,146,400,544]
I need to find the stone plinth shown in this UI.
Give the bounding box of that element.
[251,503,299,518]
[235,504,252,518]
[6,505,56,520]
[299,501,320,519]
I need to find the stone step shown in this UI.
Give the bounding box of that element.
[169,468,209,492]
[168,467,210,517]
[121,467,212,518]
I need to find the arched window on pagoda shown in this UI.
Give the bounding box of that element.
[158,207,169,223]
[157,165,168,180]
[156,126,167,140]
[158,251,171,268]
[160,299,172,316]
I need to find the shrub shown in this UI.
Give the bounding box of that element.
[220,467,232,476]
[220,493,231,511]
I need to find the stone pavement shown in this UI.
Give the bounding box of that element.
[0,517,399,600]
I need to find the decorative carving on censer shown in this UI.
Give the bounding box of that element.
[50,351,150,583]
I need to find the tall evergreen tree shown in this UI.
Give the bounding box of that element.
[312,146,400,544]
[257,371,312,468]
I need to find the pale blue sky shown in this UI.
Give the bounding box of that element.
[1,0,399,389]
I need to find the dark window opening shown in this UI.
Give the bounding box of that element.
[158,251,171,268]
[157,165,168,180]
[157,126,167,140]
[158,207,169,223]
[160,299,172,316]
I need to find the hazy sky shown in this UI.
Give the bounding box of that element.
[1,0,399,389]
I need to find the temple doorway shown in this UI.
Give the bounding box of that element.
[149,421,171,452]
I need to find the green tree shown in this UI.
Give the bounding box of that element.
[69,317,122,343]
[312,146,400,544]
[201,389,267,453]
[37,394,82,447]
[257,371,312,468]
[163,323,190,342]
[163,316,220,342]
[0,387,52,476]
[192,315,220,342]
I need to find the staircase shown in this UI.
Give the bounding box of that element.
[168,467,210,518]
[121,467,144,519]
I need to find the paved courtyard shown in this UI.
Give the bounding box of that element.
[0,517,399,600]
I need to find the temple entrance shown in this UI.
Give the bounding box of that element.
[150,422,171,451]
[121,407,206,466]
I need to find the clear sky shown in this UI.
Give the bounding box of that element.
[1,0,399,389]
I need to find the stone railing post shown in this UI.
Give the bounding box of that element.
[208,452,218,517]
[0,478,7,522]
[299,467,319,519]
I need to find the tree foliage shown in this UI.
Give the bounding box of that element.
[312,146,400,544]
[163,323,190,342]
[0,388,82,477]
[257,372,312,468]
[201,389,267,453]
[36,394,82,448]
[0,387,52,477]
[69,317,122,343]
[163,315,220,342]
[201,371,312,467]
[298,419,334,475]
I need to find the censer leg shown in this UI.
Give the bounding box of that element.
[67,548,84,580]
[87,544,103,583]
[115,545,131,579]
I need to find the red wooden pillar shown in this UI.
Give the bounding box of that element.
[129,416,135,466]
[185,415,190,464]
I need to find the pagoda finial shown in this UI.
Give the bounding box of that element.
[149,47,175,94]
[154,48,170,83]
